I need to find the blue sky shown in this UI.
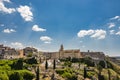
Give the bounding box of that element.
[0,0,120,56]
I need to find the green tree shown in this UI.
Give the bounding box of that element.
[36,66,40,80]
[99,60,106,68]
[108,69,111,80]
[45,60,48,70]
[25,57,37,64]
[11,58,23,70]
[84,67,87,79]
[53,59,56,69]
[9,72,22,80]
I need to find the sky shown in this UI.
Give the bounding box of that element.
[0,0,120,56]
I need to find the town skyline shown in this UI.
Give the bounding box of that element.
[0,0,120,56]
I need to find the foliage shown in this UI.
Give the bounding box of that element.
[62,72,77,80]
[11,58,23,70]
[71,58,80,63]
[53,59,56,69]
[27,52,33,57]
[25,57,37,64]
[107,60,120,74]
[36,66,40,80]
[56,69,65,75]
[84,57,95,67]
[87,71,96,78]
[0,65,11,70]
[56,68,77,80]
[0,59,35,80]
[84,67,87,78]
[99,60,106,68]
[64,61,72,67]
[9,72,23,80]
[45,60,48,70]
[0,71,9,80]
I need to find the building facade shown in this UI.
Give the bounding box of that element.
[43,45,82,59]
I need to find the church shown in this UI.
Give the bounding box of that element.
[43,44,82,59]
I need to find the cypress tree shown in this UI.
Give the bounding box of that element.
[84,67,87,79]
[45,60,48,70]
[36,66,40,80]
[108,69,111,80]
[53,59,56,69]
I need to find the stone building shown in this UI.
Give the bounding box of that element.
[23,47,38,56]
[81,50,105,60]
[0,44,19,59]
[43,44,82,59]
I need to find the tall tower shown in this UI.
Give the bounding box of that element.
[59,44,64,59]
[59,44,64,51]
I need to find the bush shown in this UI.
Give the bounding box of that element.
[64,61,72,67]
[25,57,37,64]
[9,72,23,80]
[11,58,23,70]
[56,69,65,75]
[62,72,77,80]
[0,65,11,70]
[99,60,106,68]
[107,60,120,74]
[0,71,9,80]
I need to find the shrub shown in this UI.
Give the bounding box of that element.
[25,57,37,64]
[62,72,77,80]
[64,61,72,67]
[56,69,65,75]
[11,58,23,70]
[0,71,9,80]
[99,60,106,68]
[9,72,23,80]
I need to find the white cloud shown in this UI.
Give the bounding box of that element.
[11,42,24,49]
[108,23,115,29]
[109,30,115,35]
[3,0,11,3]
[77,29,94,38]
[119,27,120,29]
[0,0,16,14]
[77,29,106,40]
[32,25,46,32]
[40,36,52,43]
[44,41,51,44]
[0,24,4,26]
[17,5,33,21]
[116,31,120,35]
[91,29,106,39]
[110,16,120,20]
[3,28,16,33]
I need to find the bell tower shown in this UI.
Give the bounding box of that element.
[59,44,64,59]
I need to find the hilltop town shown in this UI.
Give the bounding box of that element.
[0,44,105,60]
[0,44,120,80]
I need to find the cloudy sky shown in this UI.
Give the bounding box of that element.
[0,0,120,56]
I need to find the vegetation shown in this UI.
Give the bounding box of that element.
[84,67,87,78]
[35,66,40,80]
[56,68,77,80]
[45,60,48,70]
[53,59,56,69]
[0,59,35,80]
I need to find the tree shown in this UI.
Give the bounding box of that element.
[84,67,87,79]
[36,66,40,80]
[108,69,111,80]
[97,65,104,80]
[11,58,23,70]
[25,57,37,64]
[99,60,106,68]
[9,72,22,80]
[45,60,48,70]
[53,59,56,69]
